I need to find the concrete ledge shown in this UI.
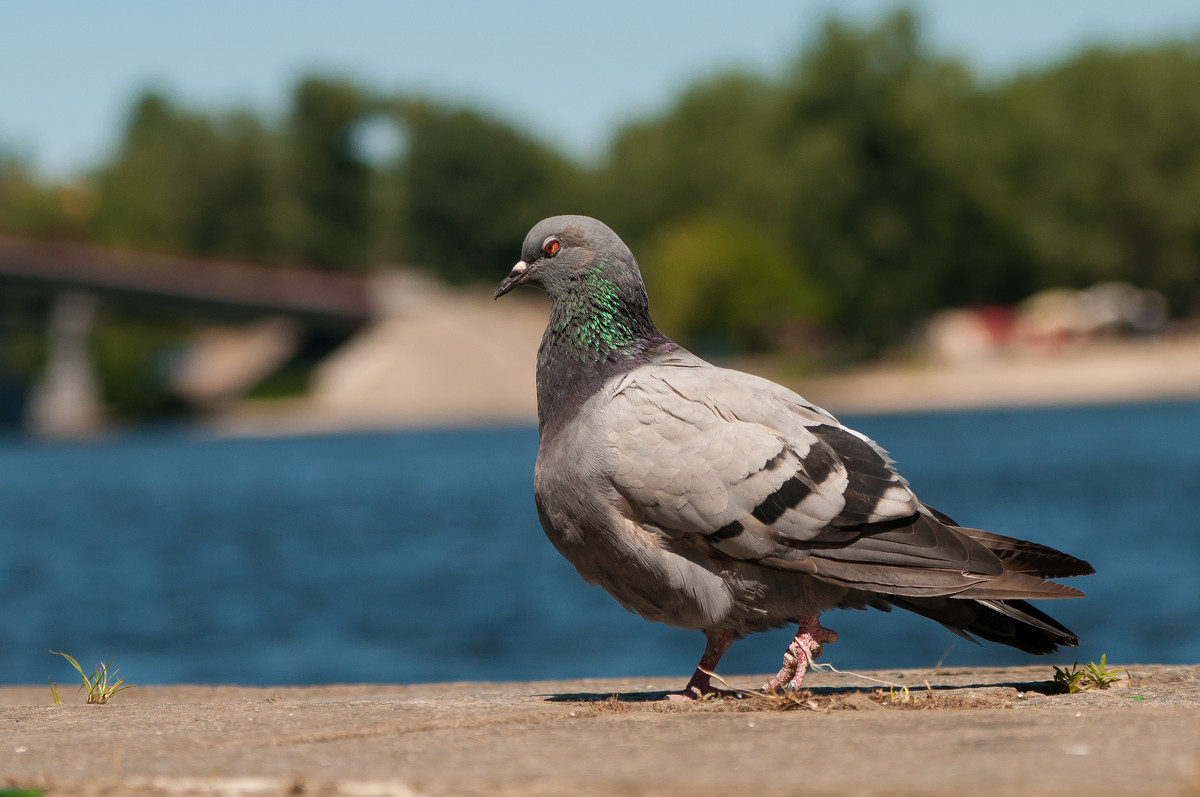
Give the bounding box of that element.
[2,665,1197,796]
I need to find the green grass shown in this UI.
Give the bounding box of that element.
[49,650,135,705]
[1052,655,1129,694]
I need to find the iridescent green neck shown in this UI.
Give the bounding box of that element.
[554,270,639,361]
[534,259,674,437]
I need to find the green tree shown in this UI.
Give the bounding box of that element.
[90,93,288,263]
[288,77,374,269]
[594,73,777,252]
[643,214,825,352]
[768,10,1032,351]
[0,154,92,238]
[91,92,225,252]
[397,101,580,281]
[985,45,1200,309]
[189,113,288,262]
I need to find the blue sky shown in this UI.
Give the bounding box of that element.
[4,0,1200,177]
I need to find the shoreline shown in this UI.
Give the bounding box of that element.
[201,332,1200,438]
[787,332,1200,417]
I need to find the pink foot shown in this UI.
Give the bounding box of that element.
[763,616,838,692]
[667,630,735,701]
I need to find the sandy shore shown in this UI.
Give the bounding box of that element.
[188,274,1200,435]
[3,664,1197,796]
[210,313,1200,437]
[790,333,1200,416]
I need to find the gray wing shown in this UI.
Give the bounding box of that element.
[603,362,919,553]
[602,362,1081,600]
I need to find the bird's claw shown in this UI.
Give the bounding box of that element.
[765,616,838,691]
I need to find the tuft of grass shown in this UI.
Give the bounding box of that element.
[49,650,136,705]
[1052,663,1087,693]
[886,683,912,704]
[1082,655,1130,689]
[1052,655,1129,694]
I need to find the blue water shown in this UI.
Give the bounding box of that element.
[2,401,1198,686]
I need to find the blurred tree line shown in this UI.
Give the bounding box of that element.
[4,9,1200,359]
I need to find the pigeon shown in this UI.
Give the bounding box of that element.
[495,215,1093,699]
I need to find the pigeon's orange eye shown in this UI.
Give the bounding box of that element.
[542,238,560,257]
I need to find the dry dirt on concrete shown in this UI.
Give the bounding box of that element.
[2,665,1198,796]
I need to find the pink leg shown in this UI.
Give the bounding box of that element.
[764,615,838,692]
[667,630,735,701]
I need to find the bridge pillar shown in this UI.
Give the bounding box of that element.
[26,291,104,438]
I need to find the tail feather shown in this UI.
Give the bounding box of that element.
[958,526,1095,579]
[886,595,1080,654]
[854,508,1088,654]
[954,570,1085,600]
[781,504,1092,654]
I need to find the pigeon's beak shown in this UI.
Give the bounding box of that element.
[494,260,530,299]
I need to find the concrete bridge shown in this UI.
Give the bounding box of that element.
[0,236,374,436]
[0,236,372,330]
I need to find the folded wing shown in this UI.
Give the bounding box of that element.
[603,363,1091,605]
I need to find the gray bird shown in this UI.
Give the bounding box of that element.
[495,215,1093,699]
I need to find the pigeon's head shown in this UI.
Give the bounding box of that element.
[494,215,644,303]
